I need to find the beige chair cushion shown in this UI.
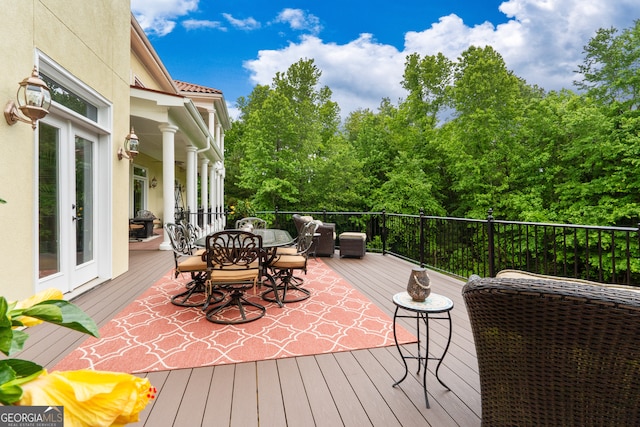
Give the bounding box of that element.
[209,269,259,282]
[496,269,640,292]
[209,261,260,282]
[300,215,314,222]
[177,255,207,273]
[276,247,298,255]
[270,254,306,269]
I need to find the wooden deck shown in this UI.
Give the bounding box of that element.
[15,235,481,426]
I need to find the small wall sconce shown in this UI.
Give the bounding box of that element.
[4,66,52,130]
[149,176,158,188]
[118,127,139,161]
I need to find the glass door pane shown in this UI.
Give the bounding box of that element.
[39,123,60,278]
[133,178,144,217]
[75,137,94,266]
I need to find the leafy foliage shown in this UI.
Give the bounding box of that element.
[226,21,640,230]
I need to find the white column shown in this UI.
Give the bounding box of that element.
[185,145,197,220]
[217,162,226,228]
[200,159,209,227]
[209,163,216,230]
[159,124,178,251]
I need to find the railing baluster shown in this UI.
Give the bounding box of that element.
[253,209,639,285]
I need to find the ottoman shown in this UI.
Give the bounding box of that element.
[339,232,367,258]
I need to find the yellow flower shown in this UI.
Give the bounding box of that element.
[16,370,155,427]
[13,288,64,327]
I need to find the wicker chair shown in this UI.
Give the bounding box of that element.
[462,275,640,426]
[291,214,335,257]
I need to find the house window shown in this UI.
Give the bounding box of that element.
[132,166,148,217]
[40,73,98,122]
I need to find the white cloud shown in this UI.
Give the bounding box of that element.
[245,34,405,116]
[274,9,322,35]
[132,0,199,36]
[245,0,640,118]
[183,19,226,31]
[222,13,261,31]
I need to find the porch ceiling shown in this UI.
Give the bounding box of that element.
[130,87,222,165]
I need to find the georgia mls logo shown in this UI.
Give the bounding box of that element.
[0,406,63,427]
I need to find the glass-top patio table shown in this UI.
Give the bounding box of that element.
[194,228,294,249]
[194,229,296,309]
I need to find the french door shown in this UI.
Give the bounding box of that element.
[38,118,99,293]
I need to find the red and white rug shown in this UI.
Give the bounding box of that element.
[54,259,415,373]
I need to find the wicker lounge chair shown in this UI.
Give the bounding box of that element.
[292,213,335,257]
[463,274,640,426]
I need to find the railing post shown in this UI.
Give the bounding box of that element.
[322,208,327,222]
[382,209,387,255]
[274,206,280,228]
[487,208,495,277]
[419,208,425,268]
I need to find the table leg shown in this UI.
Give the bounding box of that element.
[434,311,453,391]
[421,312,430,408]
[392,307,409,386]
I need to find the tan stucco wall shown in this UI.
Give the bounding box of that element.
[0,1,131,300]
[131,53,164,91]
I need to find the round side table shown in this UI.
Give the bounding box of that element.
[392,291,454,408]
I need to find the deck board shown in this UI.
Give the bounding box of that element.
[9,241,482,426]
[256,360,288,426]
[296,356,345,427]
[277,357,316,426]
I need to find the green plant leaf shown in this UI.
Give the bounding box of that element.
[1,359,43,382]
[0,326,13,356]
[0,363,16,385]
[0,359,44,404]
[22,300,99,338]
[0,297,10,329]
[7,329,28,356]
[0,383,23,405]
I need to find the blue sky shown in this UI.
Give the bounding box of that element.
[132,0,640,119]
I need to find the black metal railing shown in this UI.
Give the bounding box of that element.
[182,208,640,285]
[252,209,640,286]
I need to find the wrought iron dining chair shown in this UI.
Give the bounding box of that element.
[263,220,319,305]
[235,217,267,231]
[165,222,222,307]
[180,219,205,256]
[204,230,266,324]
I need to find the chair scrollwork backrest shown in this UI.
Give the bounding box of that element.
[296,220,320,255]
[235,217,267,231]
[180,220,202,250]
[165,222,191,255]
[205,230,263,270]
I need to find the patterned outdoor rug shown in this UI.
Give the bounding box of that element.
[54,259,415,373]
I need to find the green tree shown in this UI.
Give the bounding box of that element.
[233,59,344,211]
[575,20,640,110]
[401,52,453,127]
[441,46,536,218]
